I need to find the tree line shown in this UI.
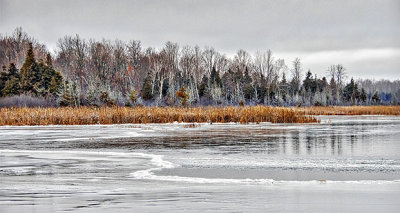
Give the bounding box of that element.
[0,42,63,99]
[1,28,399,107]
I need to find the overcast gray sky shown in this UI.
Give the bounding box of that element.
[1,0,399,80]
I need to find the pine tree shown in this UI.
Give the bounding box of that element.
[35,60,48,96]
[372,92,381,104]
[240,68,254,103]
[199,75,209,98]
[352,83,360,105]
[34,53,63,97]
[2,77,20,96]
[279,73,288,103]
[1,63,21,96]
[162,78,169,97]
[1,63,18,96]
[289,78,300,96]
[360,88,367,103]
[243,83,254,103]
[7,63,19,78]
[319,77,328,93]
[45,53,53,67]
[343,78,357,104]
[19,42,39,95]
[303,70,313,92]
[49,72,63,97]
[0,69,7,96]
[329,77,338,104]
[141,73,153,101]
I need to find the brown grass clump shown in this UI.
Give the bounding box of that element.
[296,105,400,116]
[0,106,318,126]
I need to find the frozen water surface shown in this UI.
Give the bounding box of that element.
[1,115,400,212]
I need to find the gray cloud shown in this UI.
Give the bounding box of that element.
[0,0,399,79]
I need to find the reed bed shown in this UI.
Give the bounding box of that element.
[0,106,318,126]
[296,105,400,116]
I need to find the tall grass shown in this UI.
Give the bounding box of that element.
[0,106,318,126]
[2,105,396,126]
[297,106,400,116]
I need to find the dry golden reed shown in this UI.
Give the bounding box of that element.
[297,105,400,116]
[0,106,318,126]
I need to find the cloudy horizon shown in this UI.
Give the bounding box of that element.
[1,0,399,80]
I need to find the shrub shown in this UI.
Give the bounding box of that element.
[176,87,188,106]
[0,94,56,108]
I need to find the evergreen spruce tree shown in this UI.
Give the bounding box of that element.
[343,78,360,105]
[242,68,254,103]
[1,63,21,96]
[343,78,355,103]
[279,73,288,103]
[318,77,328,93]
[45,53,52,67]
[289,78,300,96]
[360,88,367,104]
[1,63,18,96]
[35,60,47,96]
[162,78,169,97]
[372,92,381,104]
[49,72,63,97]
[199,75,209,98]
[141,73,153,101]
[303,70,313,93]
[329,77,337,105]
[352,83,360,105]
[0,69,7,96]
[41,55,53,90]
[35,53,63,97]
[6,63,19,78]
[19,42,39,95]
[2,77,20,96]
[59,81,73,106]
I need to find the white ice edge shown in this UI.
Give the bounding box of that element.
[129,163,400,185]
[124,151,400,185]
[0,149,159,158]
[2,149,399,185]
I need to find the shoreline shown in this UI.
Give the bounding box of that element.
[1,105,399,126]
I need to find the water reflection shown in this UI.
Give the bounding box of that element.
[0,117,398,158]
[45,127,389,157]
